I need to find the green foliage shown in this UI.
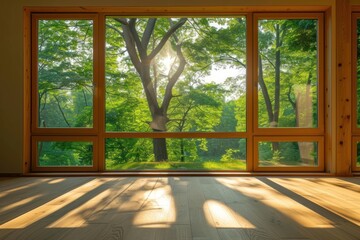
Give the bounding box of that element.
[38,141,93,166]
[220,149,240,162]
[258,141,317,167]
[167,138,198,162]
[271,150,284,163]
[107,160,246,171]
[105,138,247,170]
[106,138,153,164]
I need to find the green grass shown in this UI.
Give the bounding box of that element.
[106,160,246,171]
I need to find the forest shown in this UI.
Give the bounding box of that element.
[35,16,322,170]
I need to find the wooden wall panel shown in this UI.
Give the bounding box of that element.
[335,0,352,175]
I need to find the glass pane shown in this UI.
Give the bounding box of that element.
[357,20,360,128]
[37,141,93,167]
[258,141,318,167]
[105,17,246,132]
[106,138,246,170]
[37,19,94,128]
[257,19,318,128]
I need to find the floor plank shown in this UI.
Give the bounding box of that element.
[0,177,359,240]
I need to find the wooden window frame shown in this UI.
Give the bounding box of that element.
[25,8,326,173]
[30,14,100,172]
[252,13,325,172]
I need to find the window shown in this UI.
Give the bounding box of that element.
[256,17,321,130]
[254,137,323,171]
[32,136,97,171]
[29,11,324,172]
[32,14,98,134]
[36,18,94,129]
[104,17,247,170]
[253,13,324,171]
[31,14,98,171]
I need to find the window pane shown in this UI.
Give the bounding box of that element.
[37,19,94,128]
[258,141,318,167]
[105,17,246,132]
[257,19,318,128]
[357,20,360,128]
[37,141,93,167]
[106,138,246,170]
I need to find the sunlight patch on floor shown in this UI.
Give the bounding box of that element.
[0,179,102,229]
[216,177,335,228]
[0,194,42,213]
[133,181,176,228]
[204,199,255,228]
[48,178,66,184]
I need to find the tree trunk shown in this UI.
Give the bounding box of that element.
[180,139,185,162]
[258,55,274,124]
[272,142,280,152]
[153,136,168,162]
[259,55,279,152]
[151,115,169,161]
[274,23,281,126]
[271,24,282,153]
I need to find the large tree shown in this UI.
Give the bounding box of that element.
[106,17,247,162]
[107,18,187,161]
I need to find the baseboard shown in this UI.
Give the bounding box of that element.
[0,173,23,177]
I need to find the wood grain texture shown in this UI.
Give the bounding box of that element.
[0,177,359,240]
[335,0,352,175]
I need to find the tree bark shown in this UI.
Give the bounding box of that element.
[153,135,168,162]
[274,23,281,127]
[180,139,185,162]
[258,55,274,124]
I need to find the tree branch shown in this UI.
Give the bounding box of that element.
[119,19,142,73]
[142,18,157,51]
[148,18,187,60]
[260,52,276,69]
[287,85,296,110]
[128,18,147,60]
[53,95,71,127]
[161,43,186,113]
[114,18,129,25]
[106,23,124,38]
[222,54,246,68]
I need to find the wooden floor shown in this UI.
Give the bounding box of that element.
[0,177,360,240]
